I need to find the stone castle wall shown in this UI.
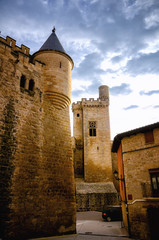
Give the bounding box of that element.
[72,87,118,212]
[83,103,112,182]
[72,91,112,183]
[0,36,76,239]
[76,182,118,211]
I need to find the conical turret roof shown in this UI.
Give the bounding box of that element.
[39,27,66,53]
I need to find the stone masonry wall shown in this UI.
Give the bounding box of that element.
[76,182,118,211]
[76,193,118,212]
[0,36,76,239]
[72,88,116,212]
[39,99,76,237]
[72,106,84,178]
[122,129,159,200]
[33,46,76,236]
[83,104,112,182]
[72,96,112,183]
[0,39,43,239]
[122,128,159,240]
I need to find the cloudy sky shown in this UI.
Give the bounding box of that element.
[0,0,159,139]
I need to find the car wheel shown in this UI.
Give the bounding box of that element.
[107,217,111,222]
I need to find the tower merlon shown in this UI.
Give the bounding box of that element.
[0,35,30,55]
[72,97,109,110]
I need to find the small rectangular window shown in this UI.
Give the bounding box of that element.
[77,113,80,117]
[20,75,26,89]
[149,169,159,197]
[144,131,154,144]
[89,121,96,136]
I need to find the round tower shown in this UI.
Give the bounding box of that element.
[33,28,73,109]
[32,29,76,235]
[99,85,109,102]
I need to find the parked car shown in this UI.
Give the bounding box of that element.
[102,205,122,222]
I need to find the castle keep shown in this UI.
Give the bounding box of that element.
[72,86,117,211]
[72,86,112,182]
[0,29,76,239]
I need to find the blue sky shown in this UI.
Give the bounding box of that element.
[0,0,159,139]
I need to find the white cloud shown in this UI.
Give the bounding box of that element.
[0,0,158,139]
[144,9,159,29]
[123,0,155,19]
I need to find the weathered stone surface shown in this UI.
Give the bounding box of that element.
[75,182,118,211]
[113,125,159,240]
[72,86,118,211]
[76,182,117,194]
[0,34,76,240]
[72,86,112,183]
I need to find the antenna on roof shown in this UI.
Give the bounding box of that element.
[52,27,56,33]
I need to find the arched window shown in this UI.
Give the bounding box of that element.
[28,79,35,91]
[20,75,26,88]
[89,121,96,136]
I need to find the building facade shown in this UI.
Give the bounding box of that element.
[0,30,76,239]
[112,122,159,240]
[72,86,117,211]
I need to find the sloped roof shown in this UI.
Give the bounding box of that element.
[112,121,159,153]
[39,28,66,53]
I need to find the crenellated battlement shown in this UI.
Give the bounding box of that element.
[0,35,30,55]
[0,35,44,68]
[72,96,109,109]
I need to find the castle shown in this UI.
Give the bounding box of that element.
[0,29,76,239]
[72,86,117,211]
[2,28,157,240]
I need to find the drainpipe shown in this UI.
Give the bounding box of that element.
[121,144,131,237]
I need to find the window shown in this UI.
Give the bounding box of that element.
[144,131,154,144]
[149,169,159,197]
[77,113,80,117]
[89,121,96,136]
[20,75,26,88]
[28,79,35,91]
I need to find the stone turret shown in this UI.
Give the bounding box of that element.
[33,28,73,109]
[99,85,109,101]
